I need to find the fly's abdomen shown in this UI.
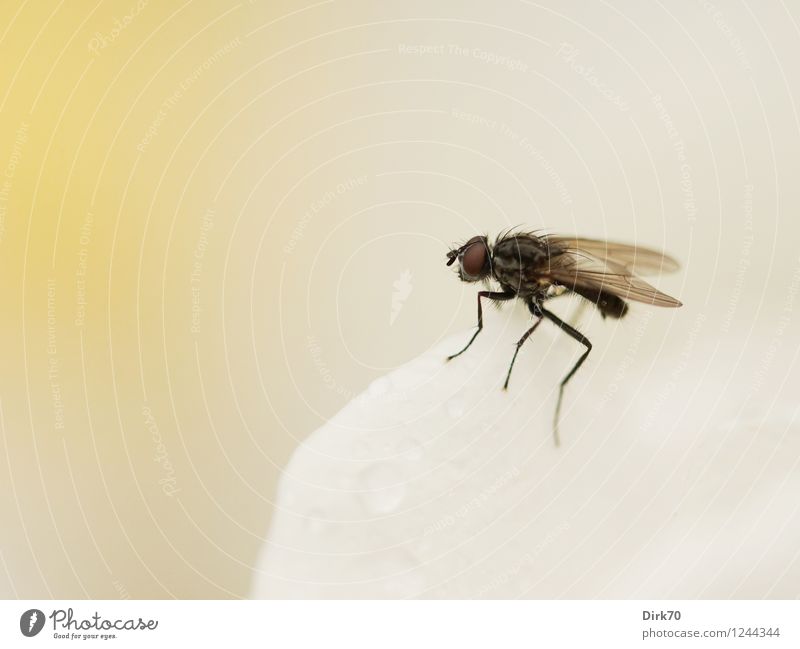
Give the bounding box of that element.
[571,285,629,318]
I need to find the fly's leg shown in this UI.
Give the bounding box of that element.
[502,301,543,390]
[542,307,592,447]
[446,290,515,361]
[546,288,588,327]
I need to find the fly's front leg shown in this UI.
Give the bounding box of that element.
[446,290,515,361]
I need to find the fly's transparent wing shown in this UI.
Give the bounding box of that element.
[540,244,682,307]
[546,236,680,275]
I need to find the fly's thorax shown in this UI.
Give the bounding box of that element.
[492,235,550,267]
[491,234,551,296]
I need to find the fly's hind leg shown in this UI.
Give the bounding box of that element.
[541,307,592,447]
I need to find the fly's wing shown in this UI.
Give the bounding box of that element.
[546,236,680,275]
[540,242,682,307]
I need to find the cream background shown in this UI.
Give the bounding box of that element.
[0,0,798,598]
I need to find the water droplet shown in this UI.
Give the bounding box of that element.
[417,536,433,555]
[517,567,537,596]
[381,551,426,597]
[368,377,390,398]
[446,394,466,418]
[358,463,406,514]
[396,437,423,461]
[305,508,326,534]
[353,438,370,459]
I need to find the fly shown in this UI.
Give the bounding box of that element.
[445,230,682,446]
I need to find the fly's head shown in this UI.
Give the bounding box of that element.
[446,235,492,282]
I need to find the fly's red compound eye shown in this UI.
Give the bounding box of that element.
[460,237,488,279]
